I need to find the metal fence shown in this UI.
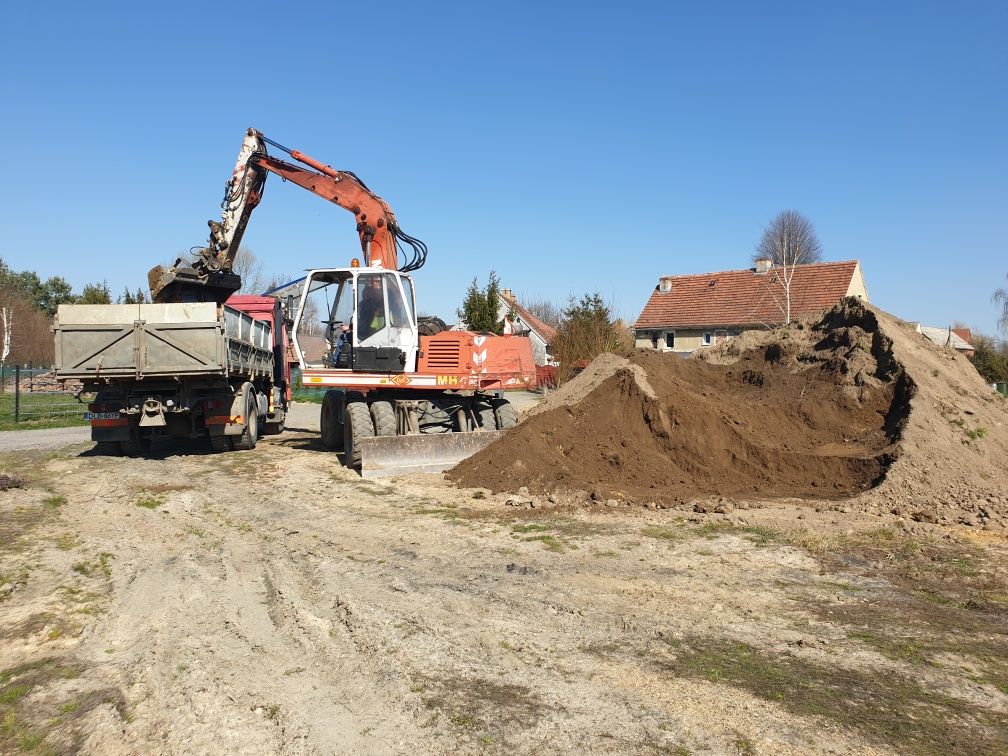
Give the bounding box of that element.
[0,364,91,425]
[289,367,330,403]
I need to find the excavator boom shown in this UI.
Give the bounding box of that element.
[149,129,425,303]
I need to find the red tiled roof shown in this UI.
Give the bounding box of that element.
[635,260,861,330]
[951,328,973,347]
[501,291,558,344]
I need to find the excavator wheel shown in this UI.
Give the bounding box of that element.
[473,399,497,431]
[491,398,518,430]
[370,400,396,437]
[343,399,375,469]
[320,391,344,449]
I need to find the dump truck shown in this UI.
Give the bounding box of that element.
[53,295,289,455]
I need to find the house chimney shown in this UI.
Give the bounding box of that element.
[500,288,513,301]
[755,258,773,274]
[658,277,673,293]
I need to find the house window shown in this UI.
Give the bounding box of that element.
[664,331,675,349]
[702,332,712,346]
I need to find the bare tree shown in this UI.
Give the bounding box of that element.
[522,297,561,329]
[994,274,1008,337]
[755,210,824,325]
[232,246,266,295]
[753,210,823,267]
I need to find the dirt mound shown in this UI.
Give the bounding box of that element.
[451,299,1008,529]
[525,352,630,417]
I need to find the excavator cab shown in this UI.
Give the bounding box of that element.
[292,267,419,374]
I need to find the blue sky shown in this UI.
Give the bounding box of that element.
[1,1,1005,334]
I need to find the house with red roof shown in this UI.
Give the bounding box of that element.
[634,259,869,352]
[498,289,557,366]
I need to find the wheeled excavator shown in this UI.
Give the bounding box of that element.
[149,129,535,475]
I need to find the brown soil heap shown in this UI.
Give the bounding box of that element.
[450,299,1008,527]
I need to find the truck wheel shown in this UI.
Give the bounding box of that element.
[343,400,374,469]
[473,399,496,430]
[492,398,518,430]
[320,391,344,449]
[370,400,396,437]
[120,430,151,457]
[209,434,234,453]
[232,394,259,451]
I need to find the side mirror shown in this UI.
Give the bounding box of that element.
[285,294,295,321]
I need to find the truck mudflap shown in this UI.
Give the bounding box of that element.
[359,432,504,478]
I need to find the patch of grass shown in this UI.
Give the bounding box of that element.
[471,491,486,500]
[522,534,564,552]
[55,533,76,551]
[693,521,738,540]
[135,494,164,510]
[71,552,112,579]
[849,631,929,665]
[661,637,1007,754]
[511,523,550,534]
[418,675,546,743]
[42,495,66,510]
[0,685,30,705]
[186,526,205,539]
[967,426,989,441]
[641,525,687,542]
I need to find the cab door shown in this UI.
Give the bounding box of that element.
[353,271,418,372]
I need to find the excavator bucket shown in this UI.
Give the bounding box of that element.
[359,431,504,478]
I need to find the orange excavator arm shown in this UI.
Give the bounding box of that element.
[149,129,426,303]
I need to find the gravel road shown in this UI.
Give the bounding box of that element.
[0,425,91,452]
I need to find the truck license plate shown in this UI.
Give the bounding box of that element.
[84,412,121,420]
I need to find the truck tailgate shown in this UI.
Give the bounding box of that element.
[54,303,227,379]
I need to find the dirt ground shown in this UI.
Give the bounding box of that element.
[1,411,1006,754]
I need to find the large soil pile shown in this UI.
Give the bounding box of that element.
[450,299,1008,528]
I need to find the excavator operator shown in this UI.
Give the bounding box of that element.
[358,276,386,340]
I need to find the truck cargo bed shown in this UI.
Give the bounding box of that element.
[54,302,273,381]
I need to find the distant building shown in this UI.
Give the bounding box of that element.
[634,259,868,353]
[498,289,556,366]
[914,324,975,359]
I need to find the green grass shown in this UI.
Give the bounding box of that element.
[290,390,326,404]
[135,494,163,510]
[661,637,1007,754]
[0,392,90,431]
[0,685,30,705]
[42,495,66,509]
[511,523,550,534]
[71,552,112,579]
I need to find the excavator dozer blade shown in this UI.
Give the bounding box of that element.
[359,431,504,478]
